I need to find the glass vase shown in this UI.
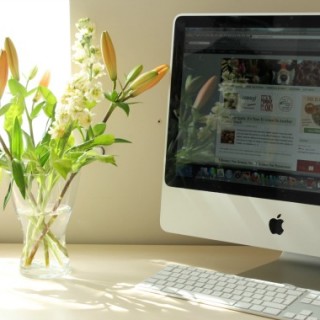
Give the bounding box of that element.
[11,173,79,279]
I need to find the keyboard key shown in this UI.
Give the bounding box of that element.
[263,307,282,315]
[300,310,312,316]
[283,311,296,318]
[235,301,252,309]
[163,286,179,294]
[301,298,313,304]
[250,304,265,312]
[262,301,286,310]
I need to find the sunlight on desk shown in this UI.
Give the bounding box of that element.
[0,257,67,310]
[0,244,277,319]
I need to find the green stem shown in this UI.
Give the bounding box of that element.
[23,215,69,267]
[25,102,35,146]
[102,103,116,123]
[53,172,77,211]
[24,172,77,266]
[0,135,13,161]
[44,238,49,267]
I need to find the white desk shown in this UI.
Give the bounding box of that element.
[0,244,280,319]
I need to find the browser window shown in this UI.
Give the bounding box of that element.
[167,19,320,204]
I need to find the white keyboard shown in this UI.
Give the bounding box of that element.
[137,264,320,320]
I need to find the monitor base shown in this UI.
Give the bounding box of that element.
[239,251,320,291]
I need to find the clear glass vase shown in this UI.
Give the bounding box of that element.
[11,173,79,279]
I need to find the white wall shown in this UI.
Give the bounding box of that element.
[0,0,319,244]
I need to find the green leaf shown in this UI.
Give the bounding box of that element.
[43,102,56,118]
[12,159,26,198]
[68,134,115,152]
[22,132,38,169]
[25,87,38,98]
[115,138,131,143]
[93,134,114,146]
[40,131,52,146]
[39,87,57,117]
[0,103,12,116]
[22,130,35,151]
[4,98,24,132]
[30,101,45,119]
[35,143,50,167]
[115,102,130,116]
[3,181,12,210]
[71,153,94,171]
[66,151,84,161]
[71,151,116,171]
[94,154,117,165]
[8,79,27,97]
[39,86,57,105]
[86,126,95,140]
[53,159,72,179]
[104,90,118,102]
[92,123,106,136]
[54,122,73,154]
[11,118,23,160]
[94,134,116,146]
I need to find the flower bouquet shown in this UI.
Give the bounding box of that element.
[0,18,168,278]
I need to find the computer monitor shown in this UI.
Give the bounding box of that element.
[160,14,320,286]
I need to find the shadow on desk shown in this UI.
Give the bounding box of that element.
[11,265,233,320]
[240,253,320,291]
[0,244,279,319]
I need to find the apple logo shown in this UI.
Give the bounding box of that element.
[269,214,284,235]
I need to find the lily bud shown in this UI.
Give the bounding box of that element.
[100,31,117,81]
[129,64,169,97]
[192,75,217,110]
[129,70,157,90]
[126,64,143,84]
[4,37,19,81]
[39,70,51,87]
[28,66,38,81]
[0,50,8,98]
[33,70,51,102]
[150,64,169,89]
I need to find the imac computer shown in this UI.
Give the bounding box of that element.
[160,14,320,288]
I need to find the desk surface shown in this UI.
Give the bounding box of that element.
[0,244,280,319]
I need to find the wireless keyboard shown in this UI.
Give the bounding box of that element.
[137,264,320,320]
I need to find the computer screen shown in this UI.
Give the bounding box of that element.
[160,14,320,262]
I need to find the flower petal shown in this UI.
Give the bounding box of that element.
[100,31,117,81]
[4,37,19,81]
[0,50,8,98]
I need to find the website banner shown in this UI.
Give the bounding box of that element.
[215,58,320,175]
